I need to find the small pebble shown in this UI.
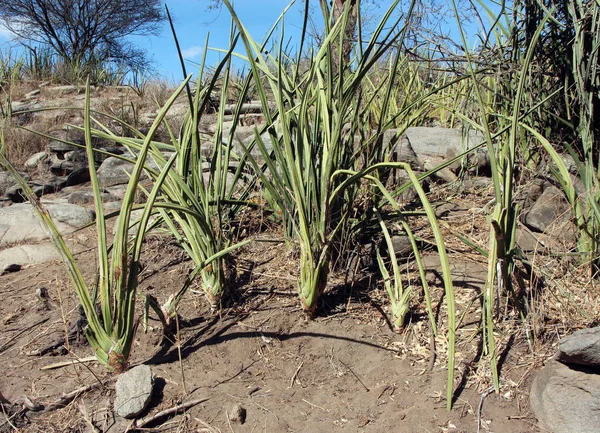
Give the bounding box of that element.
[2,264,21,275]
[229,403,246,424]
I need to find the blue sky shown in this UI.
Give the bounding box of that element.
[0,1,493,82]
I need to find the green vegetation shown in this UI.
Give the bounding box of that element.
[1,0,599,411]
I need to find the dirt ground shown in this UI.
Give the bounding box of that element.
[0,183,549,433]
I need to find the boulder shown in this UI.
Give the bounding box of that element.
[0,171,30,197]
[0,243,59,272]
[525,185,571,233]
[114,365,154,419]
[404,126,487,173]
[0,202,94,247]
[97,156,139,187]
[530,360,600,433]
[25,151,48,169]
[557,327,600,368]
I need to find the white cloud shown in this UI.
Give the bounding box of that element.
[181,45,204,59]
[0,24,16,40]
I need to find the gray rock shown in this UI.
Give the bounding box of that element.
[557,327,600,367]
[25,89,40,99]
[114,365,154,419]
[435,202,459,218]
[65,167,91,186]
[229,403,246,424]
[382,130,422,170]
[45,85,77,95]
[0,202,94,247]
[11,101,42,113]
[1,263,21,274]
[530,360,600,433]
[0,243,59,271]
[97,156,148,187]
[422,155,458,183]
[391,234,414,258]
[404,126,486,172]
[0,171,30,197]
[525,185,572,233]
[66,189,119,205]
[25,151,48,169]
[50,160,85,176]
[48,141,80,154]
[97,157,134,187]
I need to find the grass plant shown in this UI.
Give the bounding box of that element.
[1,77,196,371]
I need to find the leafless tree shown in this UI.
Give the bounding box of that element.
[0,0,166,71]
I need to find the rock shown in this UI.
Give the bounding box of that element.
[525,185,571,232]
[557,327,600,367]
[404,126,487,173]
[524,185,577,251]
[380,130,426,201]
[25,89,40,99]
[530,360,600,433]
[11,101,42,114]
[0,243,59,271]
[50,159,85,176]
[382,130,423,169]
[25,151,48,169]
[32,182,60,197]
[65,167,91,186]
[435,202,459,218]
[390,234,414,258]
[97,156,147,187]
[0,202,94,247]
[45,85,78,95]
[515,228,546,253]
[1,263,21,275]
[114,365,154,419]
[48,140,80,154]
[422,155,458,183]
[66,189,119,205]
[6,180,65,202]
[0,171,30,197]
[229,404,246,424]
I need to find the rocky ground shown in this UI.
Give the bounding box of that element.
[0,82,598,432]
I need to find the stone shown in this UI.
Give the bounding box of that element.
[1,263,21,275]
[422,155,458,183]
[435,202,459,218]
[0,243,59,271]
[6,180,64,203]
[390,234,414,258]
[25,151,48,169]
[25,89,40,99]
[525,185,574,238]
[50,159,85,176]
[45,85,77,95]
[229,404,246,424]
[66,189,119,205]
[0,202,94,247]
[557,327,600,367]
[0,171,30,197]
[114,365,154,419]
[65,167,91,186]
[530,360,600,433]
[382,130,422,169]
[404,126,486,173]
[97,156,148,187]
[48,140,80,154]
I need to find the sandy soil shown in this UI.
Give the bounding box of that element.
[0,209,543,433]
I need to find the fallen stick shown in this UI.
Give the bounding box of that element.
[130,397,209,430]
[41,356,97,370]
